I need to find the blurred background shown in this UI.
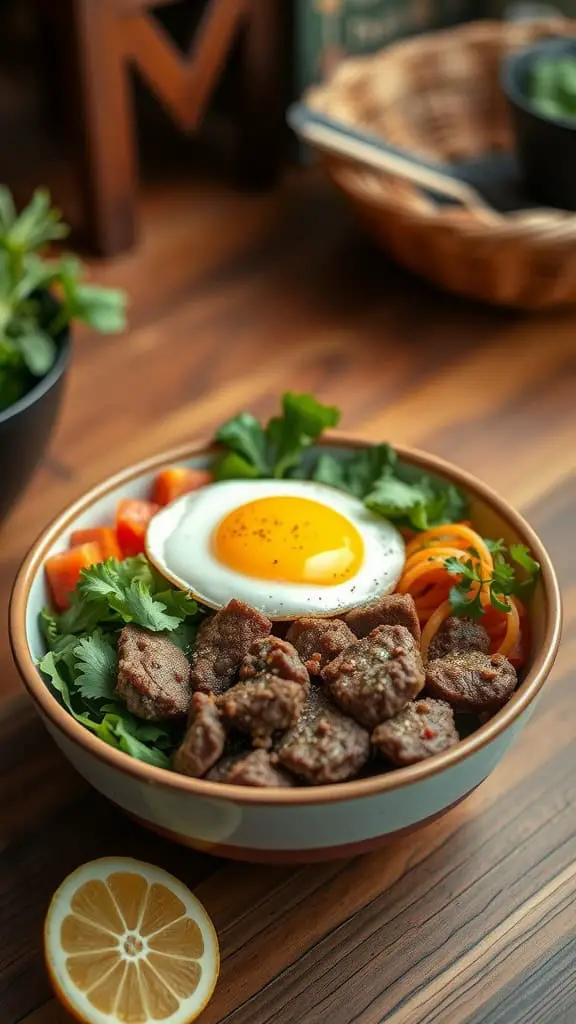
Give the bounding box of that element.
[1,0,573,253]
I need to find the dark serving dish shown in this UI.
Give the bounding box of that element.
[0,329,69,521]
[503,35,576,210]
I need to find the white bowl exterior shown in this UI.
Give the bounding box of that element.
[43,706,532,855]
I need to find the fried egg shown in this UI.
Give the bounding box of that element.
[146,479,406,620]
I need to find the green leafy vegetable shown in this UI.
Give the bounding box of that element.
[529,57,576,121]
[214,394,468,531]
[444,542,540,619]
[91,714,172,769]
[52,556,197,636]
[314,443,467,530]
[214,392,340,480]
[74,632,117,701]
[0,187,127,413]
[38,554,202,767]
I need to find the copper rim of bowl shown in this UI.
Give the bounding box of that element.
[10,433,562,807]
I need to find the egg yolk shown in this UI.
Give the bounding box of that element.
[213,496,364,585]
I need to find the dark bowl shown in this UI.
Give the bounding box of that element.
[0,330,70,521]
[503,36,576,211]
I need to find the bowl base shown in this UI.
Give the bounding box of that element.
[123,787,479,865]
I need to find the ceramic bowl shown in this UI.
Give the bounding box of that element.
[0,329,69,522]
[9,437,562,864]
[503,36,576,211]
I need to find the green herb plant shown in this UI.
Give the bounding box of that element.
[0,187,126,412]
[529,56,576,121]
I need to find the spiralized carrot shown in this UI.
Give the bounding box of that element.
[420,600,453,662]
[405,524,494,573]
[483,593,520,658]
[403,546,471,574]
[399,521,526,668]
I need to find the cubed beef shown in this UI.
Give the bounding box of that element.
[372,698,459,766]
[428,617,490,661]
[425,651,517,714]
[191,599,271,696]
[239,636,309,687]
[286,617,356,674]
[322,624,425,730]
[116,625,192,720]
[344,593,421,643]
[172,692,226,777]
[216,674,307,748]
[219,749,296,788]
[276,683,370,785]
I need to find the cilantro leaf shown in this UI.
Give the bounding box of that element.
[74,633,117,701]
[214,451,261,481]
[510,544,540,578]
[155,590,199,619]
[38,650,96,727]
[449,583,484,620]
[214,393,340,480]
[316,444,396,498]
[39,607,59,647]
[76,558,184,631]
[484,537,506,556]
[443,541,540,619]
[94,714,171,768]
[310,452,349,491]
[365,475,430,523]
[267,392,340,478]
[215,412,270,476]
[365,472,467,531]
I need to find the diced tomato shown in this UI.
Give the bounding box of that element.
[45,542,103,611]
[152,466,213,506]
[70,527,122,562]
[116,498,159,557]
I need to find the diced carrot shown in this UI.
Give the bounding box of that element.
[70,527,122,562]
[116,498,159,557]
[152,466,213,506]
[45,542,103,611]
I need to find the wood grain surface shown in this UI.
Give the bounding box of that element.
[0,169,575,1024]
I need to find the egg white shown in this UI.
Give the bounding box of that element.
[146,479,406,620]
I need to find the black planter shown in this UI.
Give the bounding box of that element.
[0,331,70,521]
[503,37,576,212]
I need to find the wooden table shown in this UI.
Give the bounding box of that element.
[1,170,575,1024]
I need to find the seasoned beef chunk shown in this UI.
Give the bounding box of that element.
[172,693,226,777]
[344,594,421,643]
[215,749,296,788]
[372,698,459,766]
[322,625,425,730]
[116,625,192,720]
[239,636,309,687]
[428,617,490,662]
[425,651,517,715]
[191,599,271,696]
[276,684,369,785]
[286,617,356,674]
[216,675,307,748]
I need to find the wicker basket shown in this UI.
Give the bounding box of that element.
[305,19,576,309]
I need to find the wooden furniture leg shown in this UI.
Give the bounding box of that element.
[236,0,293,187]
[67,0,138,256]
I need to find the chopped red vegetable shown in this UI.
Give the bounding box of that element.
[116,498,159,557]
[45,542,103,611]
[70,527,122,562]
[152,466,213,506]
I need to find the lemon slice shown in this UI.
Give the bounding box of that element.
[44,857,219,1024]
